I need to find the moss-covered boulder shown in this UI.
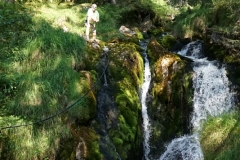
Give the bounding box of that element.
[159,35,177,50]
[147,37,166,63]
[107,42,144,88]
[147,48,193,158]
[105,42,144,159]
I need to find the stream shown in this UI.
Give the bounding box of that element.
[140,39,152,160]
[159,41,235,160]
[93,39,236,160]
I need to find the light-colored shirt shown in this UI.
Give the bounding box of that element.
[87,8,99,24]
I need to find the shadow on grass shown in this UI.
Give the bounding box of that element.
[0,4,97,159]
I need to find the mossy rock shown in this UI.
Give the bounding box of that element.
[160,35,177,50]
[147,37,166,63]
[148,52,193,157]
[205,44,227,62]
[132,27,144,40]
[107,42,144,88]
[148,27,164,36]
[71,126,102,160]
[83,45,101,70]
[109,78,141,159]
[109,114,140,160]
[57,125,102,160]
[104,41,143,159]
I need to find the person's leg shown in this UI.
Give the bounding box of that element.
[92,30,96,41]
[85,24,90,41]
[92,25,96,41]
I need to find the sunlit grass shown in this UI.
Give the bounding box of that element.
[32,2,88,36]
[151,0,167,6]
[0,116,70,160]
[200,112,240,160]
[0,2,93,159]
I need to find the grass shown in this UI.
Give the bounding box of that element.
[0,0,128,158]
[0,2,94,159]
[200,112,240,160]
[168,1,240,39]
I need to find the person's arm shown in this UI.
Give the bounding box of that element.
[95,13,99,23]
[92,12,99,23]
[86,8,92,24]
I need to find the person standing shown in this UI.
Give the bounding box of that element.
[85,4,99,42]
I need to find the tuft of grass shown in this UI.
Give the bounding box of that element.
[200,111,240,160]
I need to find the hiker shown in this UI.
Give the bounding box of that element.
[85,4,99,42]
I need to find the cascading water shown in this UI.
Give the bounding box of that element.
[140,39,152,160]
[160,41,235,160]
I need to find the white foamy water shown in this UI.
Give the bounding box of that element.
[160,134,203,160]
[191,61,233,130]
[160,41,235,160]
[140,40,152,160]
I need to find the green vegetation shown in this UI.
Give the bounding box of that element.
[107,42,144,159]
[0,2,93,159]
[168,0,240,39]
[97,3,125,41]
[200,112,240,160]
[1,0,240,159]
[0,1,145,159]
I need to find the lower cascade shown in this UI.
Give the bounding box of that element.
[140,39,152,160]
[159,41,235,160]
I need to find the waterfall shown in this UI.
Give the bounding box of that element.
[159,41,235,160]
[140,39,152,160]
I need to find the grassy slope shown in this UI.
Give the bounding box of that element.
[0,2,91,159]
[0,1,130,159]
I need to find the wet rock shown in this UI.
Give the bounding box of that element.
[119,25,136,37]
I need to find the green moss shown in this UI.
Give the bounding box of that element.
[109,78,141,158]
[116,92,139,128]
[71,126,102,160]
[120,107,137,129]
[148,27,164,36]
[109,115,136,159]
[132,27,144,40]
[113,137,123,145]
[147,37,166,63]
[83,45,101,70]
[160,35,177,50]
[108,43,144,87]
